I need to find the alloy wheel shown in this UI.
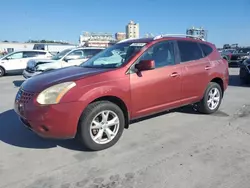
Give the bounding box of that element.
[90,110,120,144]
[207,87,220,110]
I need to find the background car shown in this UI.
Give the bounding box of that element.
[239,58,250,84]
[221,47,250,67]
[23,47,104,79]
[0,50,52,77]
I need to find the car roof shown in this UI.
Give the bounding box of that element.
[76,47,105,49]
[13,49,49,53]
[118,36,211,45]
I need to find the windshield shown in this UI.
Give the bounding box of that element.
[80,42,147,68]
[51,49,72,60]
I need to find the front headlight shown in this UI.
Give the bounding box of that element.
[37,82,76,105]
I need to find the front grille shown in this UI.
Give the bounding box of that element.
[16,89,35,104]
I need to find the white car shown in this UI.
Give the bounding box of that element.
[0,50,52,77]
[23,47,104,79]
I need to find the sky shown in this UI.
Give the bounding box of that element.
[0,0,249,47]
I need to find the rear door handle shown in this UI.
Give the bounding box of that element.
[170,72,179,77]
[205,66,212,70]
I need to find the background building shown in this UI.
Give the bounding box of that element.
[186,26,208,41]
[126,20,139,39]
[79,32,116,47]
[115,32,126,41]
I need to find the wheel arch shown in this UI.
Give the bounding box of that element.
[0,65,6,76]
[210,77,224,97]
[78,95,130,130]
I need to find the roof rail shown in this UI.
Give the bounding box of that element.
[153,34,205,41]
[117,38,137,43]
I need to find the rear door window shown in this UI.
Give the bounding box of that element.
[177,41,203,62]
[23,51,39,58]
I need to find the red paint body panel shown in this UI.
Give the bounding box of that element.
[14,37,229,139]
[129,65,182,118]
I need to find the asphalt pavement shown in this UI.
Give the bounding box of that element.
[0,68,250,188]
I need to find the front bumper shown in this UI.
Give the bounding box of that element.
[23,70,42,79]
[14,89,86,139]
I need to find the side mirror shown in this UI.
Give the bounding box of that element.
[64,56,73,62]
[135,60,155,71]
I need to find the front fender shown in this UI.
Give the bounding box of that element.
[79,85,131,110]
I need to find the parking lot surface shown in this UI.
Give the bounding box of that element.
[0,68,250,188]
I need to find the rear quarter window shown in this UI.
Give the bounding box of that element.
[200,43,213,57]
[177,40,203,62]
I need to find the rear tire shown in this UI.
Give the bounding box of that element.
[0,66,5,77]
[77,101,125,151]
[197,82,222,114]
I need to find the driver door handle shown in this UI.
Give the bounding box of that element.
[170,72,179,77]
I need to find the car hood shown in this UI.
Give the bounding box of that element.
[21,66,112,92]
[27,59,58,68]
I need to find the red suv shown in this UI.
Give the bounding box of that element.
[14,35,229,151]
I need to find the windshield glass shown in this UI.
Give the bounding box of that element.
[51,49,72,60]
[80,42,147,68]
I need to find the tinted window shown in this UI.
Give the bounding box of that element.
[200,43,213,56]
[23,51,38,58]
[177,41,203,62]
[37,51,46,55]
[83,49,103,58]
[138,41,175,68]
[33,44,45,50]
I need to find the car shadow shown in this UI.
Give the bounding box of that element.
[0,109,93,152]
[229,75,249,87]
[131,105,229,125]
[13,80,25,87]
[5,72,22,77]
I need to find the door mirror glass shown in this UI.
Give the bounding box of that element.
[135,60,155,71]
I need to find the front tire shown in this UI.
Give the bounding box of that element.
[197,82,222,114]
[77,101,125,151]
[0,66,5,77]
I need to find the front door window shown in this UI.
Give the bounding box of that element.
[7,52,23,60]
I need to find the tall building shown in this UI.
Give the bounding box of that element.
[186,26,208,41]
[115,32,126,41]
[126,20,139,39]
